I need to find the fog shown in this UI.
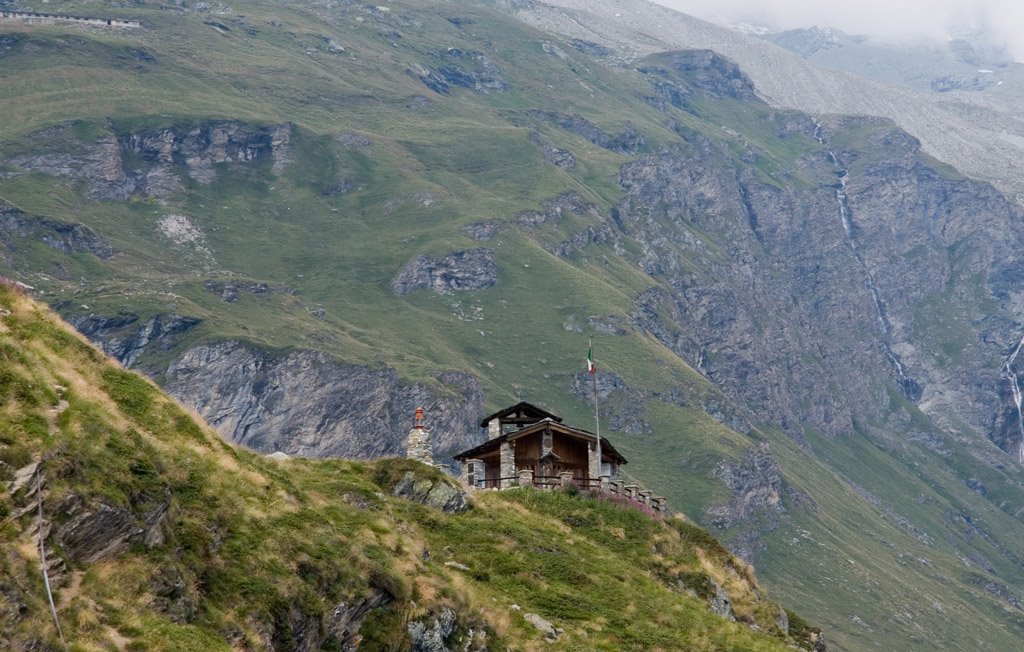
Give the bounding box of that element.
[652,0,1024,60]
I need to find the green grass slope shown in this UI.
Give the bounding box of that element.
[0,285,816,650]
[1,2,1024,650]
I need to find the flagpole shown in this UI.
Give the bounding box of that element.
[590,337,602,489]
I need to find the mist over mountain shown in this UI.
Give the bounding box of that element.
[654,0,1024,62]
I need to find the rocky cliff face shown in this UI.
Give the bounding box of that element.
[391,249,498,296]
[164,340,485,458]
[71,312,202,370]
[9,120,291,201]
[705,443,809,560]
[616,57,1024,456]
[1,202,114,261]
[65,309,487,459]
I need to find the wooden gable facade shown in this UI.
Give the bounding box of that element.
[455,402,626,490]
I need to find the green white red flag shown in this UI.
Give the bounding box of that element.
[587,344,596,374]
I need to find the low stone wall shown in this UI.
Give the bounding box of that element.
[461,471,669,514]
[0,11,141,28]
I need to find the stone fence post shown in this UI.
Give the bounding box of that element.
[559,471,575,488]
[499,442,515,489]
[518,468,534,488]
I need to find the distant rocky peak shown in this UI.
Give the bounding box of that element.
[762,26,862,58]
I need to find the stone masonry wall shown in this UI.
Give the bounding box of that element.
[0,11,141,28]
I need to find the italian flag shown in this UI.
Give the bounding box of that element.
[587,344,596,374]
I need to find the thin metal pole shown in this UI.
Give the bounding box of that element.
[36,472,67,650]
[591,337,601,488]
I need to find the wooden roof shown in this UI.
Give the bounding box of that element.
[479,401,563,428]
[455,418,627,464]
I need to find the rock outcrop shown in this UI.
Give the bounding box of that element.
[618,79,1024,453]
[407,606,488,652]
[391,249,497,296]
[164,340,485,458]
[57,503,143,564]
[203,279,296,303]
[71,312,202,370]
[10,121,293,201]
[418,48,508,95]
[639,50,760,107]
[528,131,576,170]
[326,590,394,652]
[391,471,470,514]
[525,110,645,154]
[0,202,114,260]
[705,443,808,560]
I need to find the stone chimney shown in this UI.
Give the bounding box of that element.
[487,418,501,440]
[406,407,434,465]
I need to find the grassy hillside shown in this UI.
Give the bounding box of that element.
[2,2,1024,650]
[0,284,815,650]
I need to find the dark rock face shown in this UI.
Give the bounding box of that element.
[525,110,645,154]
[391,471,470,514]
[203,280,295,303]
[327,590,394,651]
[164,340,485,458]
[391,249,497,296]
[57,503,143,564]
[571,370,626,402]
[419,49,508,94]
[122,121,292,189]
[0,202,114,260]
[517,191,595,228]
[568,38,610,56]
[705,443,805,560]
[151,566,196,624]
[965,478,988,496]
[709,579,735,621]
[640,50,759,105]
[71,313,201,370]
[528,131,576,170]
[9,121,292,201]
[619,108,1024,452]
[708,443,785,528]
[11,128,130,200]
[407,607,487,652]
[270,606,325,652]
[462,221,500,241]
[408,607,457,652]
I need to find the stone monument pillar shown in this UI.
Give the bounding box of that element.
[406,407,434,466]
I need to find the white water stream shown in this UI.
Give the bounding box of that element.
[1003,335,1024,463]
[815,121,911,390]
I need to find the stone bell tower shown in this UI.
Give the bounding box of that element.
[405,407,434,465]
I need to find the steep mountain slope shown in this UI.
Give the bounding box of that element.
[0,284,818,650]
[2,1,1024,650]
[507,0,1024,204]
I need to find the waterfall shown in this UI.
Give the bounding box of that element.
[1003,335,1024,462]
[815,119,913,393]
